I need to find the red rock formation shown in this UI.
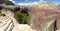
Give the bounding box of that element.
[28,7,60,31]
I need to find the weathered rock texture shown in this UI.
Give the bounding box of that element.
[0,8,36,31]
[0,0,14,5]
[0,16,14,31]
[28,6,60,31]
[0,9,14,31]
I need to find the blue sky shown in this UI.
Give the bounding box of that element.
[44,0,60,4]
[9,0,60,5]
[13,0,40,3]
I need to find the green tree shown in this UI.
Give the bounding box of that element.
[14,11,30,24]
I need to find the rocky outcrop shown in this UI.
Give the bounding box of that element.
[0,9,36,31]
[0,9,14,31]
[0,0,15,5]
[30,2,57,9]
[28,5,60,31]
[0,16,14,31]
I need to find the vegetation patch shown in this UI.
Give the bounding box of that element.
[0,11,5,16]
[14,11,30,24]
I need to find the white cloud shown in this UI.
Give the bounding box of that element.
[12,1,15,3]
[39,0,47,3]
[18,2,39,6]
[25,0,28,1]
[18,0,46,6]
[9,0,46,6]
[9,0,15,3]
[40,0,44,2]
[18,3,31,6]
[32,2,39,4]
[9,0,13,1]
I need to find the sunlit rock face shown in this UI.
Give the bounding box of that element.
[57,4,60,10]
[0,16,14,31]
[31,2,57,9]
[28,4,60,31]
[38,2,57,9]
[0,9,14,31]
[56,17,60,30]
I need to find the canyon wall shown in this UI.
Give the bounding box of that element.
[28,6,60,31]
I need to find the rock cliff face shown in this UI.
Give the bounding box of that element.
[28,2,60,31]
[0,0,15,5]
[0,16,14,31]
[0,9,14,31]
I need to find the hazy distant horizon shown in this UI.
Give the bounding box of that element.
[9,0,60,5]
